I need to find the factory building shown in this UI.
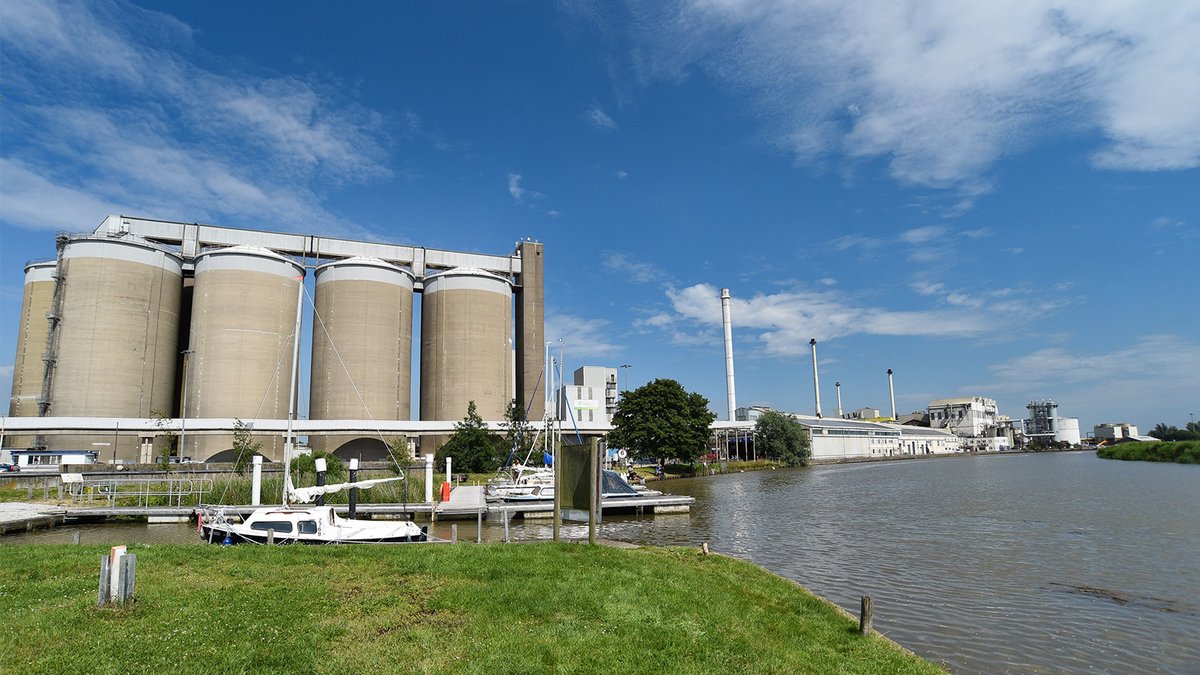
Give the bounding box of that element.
[1023,399,1081,446]
[5,215,545,463]
[558,366,619,425]
[714,409,959,461]
[927,396,1012,452]
[1093,422,1138,441]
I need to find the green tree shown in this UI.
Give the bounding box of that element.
[292,450,346,482]
[607,379,716,465]
[151,409,177,471]
[500,398,534,467]
[232,419,262,476]
[1149,422,1177,440]
[754,411,812,467]
[436,401,504,473]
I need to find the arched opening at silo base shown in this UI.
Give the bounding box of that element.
[330,437,391,461]
[203,448,244,463]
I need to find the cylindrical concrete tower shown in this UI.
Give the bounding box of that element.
[420,268,512,446]
[186,246,304,461]
[810,339,822,418]
[721,288,737,422]
[887,368,897,421]
[6,261,57,451]
[309,257,414,456]
[49,237,184,459]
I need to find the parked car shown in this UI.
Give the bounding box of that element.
[1,463,19,472]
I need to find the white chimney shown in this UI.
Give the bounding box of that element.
[721,288,737,421]
[835,381,843,418]
[810,339,822,418]
[887,368,896,421]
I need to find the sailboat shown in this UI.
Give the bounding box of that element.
[200,267,429,544]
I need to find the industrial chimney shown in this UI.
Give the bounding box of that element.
[835,381,843,418]
[887,368,896,421]
[810,339,822,418]
[720,288,737,421]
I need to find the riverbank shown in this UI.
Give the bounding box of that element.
[0,543,940,674]
[1097,440,1200,464]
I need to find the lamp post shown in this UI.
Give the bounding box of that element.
[178,350,192,462]
[619,364,631,394]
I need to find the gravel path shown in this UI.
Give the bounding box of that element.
[0,502,63,525]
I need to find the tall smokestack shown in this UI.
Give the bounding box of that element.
[887,368,896,421]
[810,339,822,418]
[720,288,737,421]
[835,381,843,418]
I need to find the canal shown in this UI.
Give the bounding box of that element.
[4,451,1197,673]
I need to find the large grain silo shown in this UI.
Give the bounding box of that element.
[48,237,184,459]
[185,246,303,461]
[309,257,414,457]
[420,268,512,449]
[5,261,58,451]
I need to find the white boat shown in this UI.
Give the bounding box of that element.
[485,463,554,501]
[495,469,661,502]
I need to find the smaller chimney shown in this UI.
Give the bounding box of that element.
[887,368,896,421]
[810,339,822,418]
[721,288,737,421]
[835,381,843,418]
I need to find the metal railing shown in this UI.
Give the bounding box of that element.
[67,476,214,508]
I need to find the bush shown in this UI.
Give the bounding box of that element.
[1096,441,1200,464]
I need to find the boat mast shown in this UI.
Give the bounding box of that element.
[281,270,306,507]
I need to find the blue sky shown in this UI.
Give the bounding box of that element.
[2,0,1197,432]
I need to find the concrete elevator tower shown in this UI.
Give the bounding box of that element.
[514,240,545,421]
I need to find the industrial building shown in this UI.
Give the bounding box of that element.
[1093,422,1138,441]
[5,215,545,463]
[1023,399,1081,446]
[717,407,960,461]
[927,396,1012,452]
[557,366,619,425]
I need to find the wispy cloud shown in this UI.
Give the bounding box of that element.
[545,313,622,360]
[900,225,948,245]
[584,104,618,131]
[0,0,393,235]
[603,252,667,284]
[615,170,629,179]
[508,173,526,203]
[607,0,1200,189]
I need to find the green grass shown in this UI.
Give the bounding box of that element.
[0,543,941,674]
[1097,441,1200,464]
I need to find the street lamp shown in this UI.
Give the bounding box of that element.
[619,364,631,394]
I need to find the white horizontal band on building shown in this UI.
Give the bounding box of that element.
[423,267,513,295]
[314,256,415,287]
[62,237,184,274]
[194,245,304,278]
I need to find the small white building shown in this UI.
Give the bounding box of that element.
[843,407,882,420]
[1094,422,1139,441]
[928,397,998,436]
[558,366,619,425]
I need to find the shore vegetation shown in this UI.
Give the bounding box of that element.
[0,543,941,673]
[1097,441,1200,464]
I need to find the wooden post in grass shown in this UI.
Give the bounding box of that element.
[72,531,81,545]
[451,524,458,544]
[267,529,275,546]
[860,596,873,636]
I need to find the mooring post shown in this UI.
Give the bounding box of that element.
[72,531,81,545]
[27,485,33,500]
[118,554,137,604]
[860,595,874,636]
[267,529,275,546]
[98,556,110,607]
[424,454,434,503]
[451,524,458,544]
[477,510,482,544]
[348,458,359,519]
[503,508,510,543]
[251,455,263,505]
[701,541,709,555]
[314,457,327,507]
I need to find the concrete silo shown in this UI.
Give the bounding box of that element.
[420,268,512,448]
[309,257,414,457]
[48,237,184,460]
[5,261,58,451]
[185,246,304,461]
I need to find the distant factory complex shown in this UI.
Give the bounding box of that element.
[4,218,1099,469]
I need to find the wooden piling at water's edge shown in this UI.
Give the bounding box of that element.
[860,595,874,636]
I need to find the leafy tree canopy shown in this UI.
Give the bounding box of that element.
[500,398,535,467]
[607,379,716,465]
[754,411,812,467]
[436,401,504,473]
[1149,422,1200,441]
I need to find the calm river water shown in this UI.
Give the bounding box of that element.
[5,451,1197,673]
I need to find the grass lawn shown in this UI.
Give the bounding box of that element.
[0,543,941,674]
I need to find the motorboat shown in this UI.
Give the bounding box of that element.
[200,505,427,544]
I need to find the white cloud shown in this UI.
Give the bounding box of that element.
[614,0,1200,187]
[900,225,948,244]
[663,283,996,356]
[545,313,622,360]
[603,252,666,284]
[616,170,629,179]
[585,105,618,131]
[508,173,525,203]
[0,0,392,236]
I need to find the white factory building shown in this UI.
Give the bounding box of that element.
[1093,422,1138,441]
[1023,399,1081,446]
[557,366,619,425]
[721,409,960,461]
[927,396,1012,452]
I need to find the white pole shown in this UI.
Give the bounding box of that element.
[810,339,822,418]
[424,453,434,503]
[251,455,263,505]
[446,456,452,485]
[721,288,737,421]
[888,369,896,421]
[836,382,843,419]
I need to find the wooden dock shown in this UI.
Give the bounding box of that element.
[0,503,66,535]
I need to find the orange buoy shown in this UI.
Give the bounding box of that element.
[440,481,452,502]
